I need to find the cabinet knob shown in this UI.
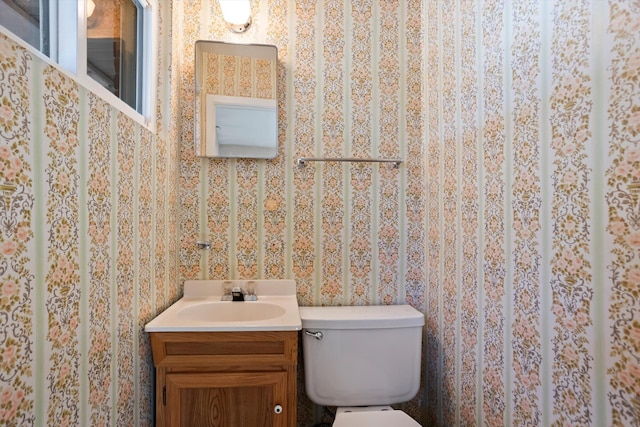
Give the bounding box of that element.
[274,404,283,414]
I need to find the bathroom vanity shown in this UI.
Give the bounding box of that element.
[149,330,297,426]
[146,280,301,427]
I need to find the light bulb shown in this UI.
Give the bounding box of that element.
[218,0,251,32]
[87,0,96,17]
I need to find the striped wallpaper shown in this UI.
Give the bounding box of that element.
[176,1,640,426]
[0,1,180,425]
[0,0,639,426]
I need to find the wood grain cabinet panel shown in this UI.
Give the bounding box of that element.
[150,331,297,427]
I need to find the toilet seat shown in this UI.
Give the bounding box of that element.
[332,406,421,427]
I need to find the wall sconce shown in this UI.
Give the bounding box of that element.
[218,0,251,33]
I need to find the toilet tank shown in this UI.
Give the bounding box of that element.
[300,305,424,407]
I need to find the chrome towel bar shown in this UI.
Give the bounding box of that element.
[296,157,403,168]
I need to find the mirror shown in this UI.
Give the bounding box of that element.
[194,40,278,158]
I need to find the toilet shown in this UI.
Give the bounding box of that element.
[300,305,425,427]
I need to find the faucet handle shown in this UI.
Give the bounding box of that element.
[244,281,257,301]
[221,281,233,301]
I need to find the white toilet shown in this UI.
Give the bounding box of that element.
[300,305,425,427]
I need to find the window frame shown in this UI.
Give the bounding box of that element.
[1,0,157,128]
[75,0,156,127]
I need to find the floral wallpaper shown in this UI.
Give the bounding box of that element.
[510,0,543,424]
[204,53,276,100]
[477,0,508,424]
[1,0,640,426]
[422,0,640,426]
[0,0,180,425]
[177,0,640,426]
[42,64,82,426]
[86,94,113,426]
[0,28,35,427]
[550,1,595,425]
[606,1,640,425]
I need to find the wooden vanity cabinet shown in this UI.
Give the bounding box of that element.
[149,331,298,427]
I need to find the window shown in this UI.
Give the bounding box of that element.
[87,0,143,111]
[0,0,50,55]
[0,0,154,120]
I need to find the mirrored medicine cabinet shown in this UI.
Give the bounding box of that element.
[194,40,278,159]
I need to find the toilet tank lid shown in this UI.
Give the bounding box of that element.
[299,305,425,329]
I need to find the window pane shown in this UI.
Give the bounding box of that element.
[87,0,139,110]
[0,0,49,55]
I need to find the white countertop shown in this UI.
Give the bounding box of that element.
[144,280,302,332]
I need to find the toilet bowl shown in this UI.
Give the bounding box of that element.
[332,406,421,427]
[300,305,425,426]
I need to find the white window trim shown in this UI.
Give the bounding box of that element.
[56,1,79,74]
[1,0,157,129]
[68,0,157,129]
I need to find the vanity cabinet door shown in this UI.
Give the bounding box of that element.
[165,371,288,427]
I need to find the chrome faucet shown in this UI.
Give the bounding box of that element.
[220,281,258,301]
[231,286,245,301]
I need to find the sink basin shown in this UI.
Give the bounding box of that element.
[144,279,301,332]
[177,301,286,322]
